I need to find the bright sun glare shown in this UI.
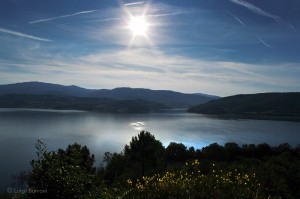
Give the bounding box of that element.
[128,16,149,36]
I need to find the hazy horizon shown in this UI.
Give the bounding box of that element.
[3,81,300,98]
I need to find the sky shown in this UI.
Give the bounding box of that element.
[0,0,299,96]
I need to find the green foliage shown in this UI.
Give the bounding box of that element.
[124,131,165,177]
[165,142,189,163]
[27,140,96,199]
[13,132,300,199]
[257,152,300,199]
[125,160,265,199]
[202,143,226,161]
[102,152,126,185]
[101,131,165,185]
[98,132,300,198]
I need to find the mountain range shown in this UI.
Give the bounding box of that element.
[0,82,218,108]
[0,94,168,113]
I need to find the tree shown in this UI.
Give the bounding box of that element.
[102,152,126,184]
[28,140,96,199]
[165,142,188,163]
[124,131,165,177]
[224,142,240,160]
[256,143,272,158]
[202,143,226,161]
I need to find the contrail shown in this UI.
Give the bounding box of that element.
[84,11,182,23]
[226,11,245,27]
[29,10,97,24]
[146,11,183,18]
[230,0,280,23]
[124,1,145,6]
[287,23,296,31]
[0,27,51,42]
[257,36,272,48]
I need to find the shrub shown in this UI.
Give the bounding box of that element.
[125,160,266,199]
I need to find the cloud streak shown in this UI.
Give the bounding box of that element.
[29,10,97,24]
[257,36,272,48]
[146,11,183,18]
[226,11,246,27]
[230,0,280,22]
[124,1,145,6]
[287,23,296,31]
[0,27,51,42]
[80,48,282,86]
[1,47,299,96]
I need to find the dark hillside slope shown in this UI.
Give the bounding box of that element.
[0,94,167,113]
[188,93,300,118]
[0,82,91,97]
[89,87,216,108]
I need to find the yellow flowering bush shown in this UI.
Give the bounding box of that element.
[123,160,268,199]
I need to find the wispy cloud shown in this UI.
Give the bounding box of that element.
[29,10,97,24]
[124,1,145,6]
[287,23,296,31]
[0,27,51,42]
[230,0,280,22]
[146,11,183,18]
[226,11,246,27]
[257,35,272,48]
[80,48,284,87]
[1,47,299,95]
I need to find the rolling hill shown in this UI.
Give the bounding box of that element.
[188,93,300,119]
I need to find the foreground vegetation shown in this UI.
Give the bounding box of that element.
[3,131,300,199]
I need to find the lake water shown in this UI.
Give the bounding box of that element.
[1,108,300,191]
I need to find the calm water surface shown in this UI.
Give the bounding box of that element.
[0,108,300,191]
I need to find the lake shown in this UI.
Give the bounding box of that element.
[0,108,300,191]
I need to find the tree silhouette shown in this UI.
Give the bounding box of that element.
[28,141,95,199]
[165,142,188,163]
[124,131,165,177]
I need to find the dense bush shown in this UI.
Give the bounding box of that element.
[27,140,96,199]
[6,131,299,199]
[125,160,264,199]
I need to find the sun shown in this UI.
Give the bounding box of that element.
[128,16,149,36]
[123,4,155,47]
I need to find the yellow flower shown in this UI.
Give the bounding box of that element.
[127,179,132,186]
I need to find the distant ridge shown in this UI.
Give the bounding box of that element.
[188,93,300,119]
[0,82,218,108]
[0,81,91,97]
[193,93,219,99]
[0,94,167,113]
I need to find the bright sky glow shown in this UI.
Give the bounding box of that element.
[128,16,149,36]
[0,0,300,96]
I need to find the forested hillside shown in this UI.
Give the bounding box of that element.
[188,93,300,119]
